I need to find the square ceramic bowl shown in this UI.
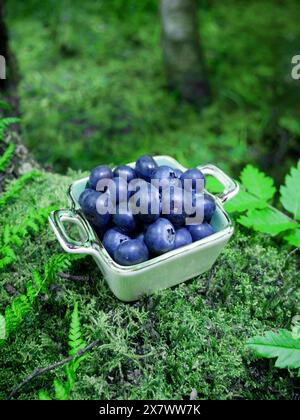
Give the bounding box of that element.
[49,156,239,301]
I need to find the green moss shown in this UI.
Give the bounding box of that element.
[5,0,300,177]
[0,172,299,399]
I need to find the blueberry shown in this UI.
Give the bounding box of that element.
[114,239,149,266]
[161,186,186,227]
[107,176,130,204]
[173,168,183,178]
[102,228,130,257]
[113,165,136,183]
[135,232,145,242]
[89,165,113,190]
[113,206,136,233]
[181,168,205,192]
[152,165,182,191]
[174,228,192,249]
[131,181,160,224]
[190,192,216,222]
[135,155,158,181]
[144,218,175,255]
[79,188,111,227]
[187,222,215,242]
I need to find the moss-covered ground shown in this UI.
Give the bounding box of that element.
[0,172,299,400]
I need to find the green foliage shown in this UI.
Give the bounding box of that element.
[247,318,300,377]
[0,205,57,270]
[225,162,300,245]
[0,117,19,141]
[0,170,41,210]
[5,0,300,176]
[280,160,300,220]
[0,254,71,343]
[0,143,15,172]
[39,304,88,400]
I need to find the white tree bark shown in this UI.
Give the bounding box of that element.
[160,0,209,106]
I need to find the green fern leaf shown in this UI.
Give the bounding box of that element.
[280,160,300,220]
[68,303,86,355]
[283,229,300,246]
[0,143,15,172]
[54,380,68,400]
[38,390,52,400]
[240,165,276,202]
[247,329,300,370]
[238,208,297,236]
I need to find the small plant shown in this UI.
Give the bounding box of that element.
[224,160,300,246]
[247,317,300,377]
[39,304,88,400]
[0,205,57,270]
[0,254,72,343]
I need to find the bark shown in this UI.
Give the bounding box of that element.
[160,0,209,107]
[0,0,19,105]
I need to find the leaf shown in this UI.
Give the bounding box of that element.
[238,208,297,236]
[54,380,68,400]
[205,176,223,194]
[38,390,52,400]
[68,303,86,356]
[225,187,267,213]
[247,329,300,370]
[280,160,300,220]
[241,165,276,202]
[284,228,300,246]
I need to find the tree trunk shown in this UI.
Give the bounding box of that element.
[0,0,19,105]
[160,0,209,107]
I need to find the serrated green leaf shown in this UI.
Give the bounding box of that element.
[238,208,297,236]
[280,160,300,220]
[284,228,300,246]
[225,187,267,213]
[247,329,300,370]
[241,165,276,202]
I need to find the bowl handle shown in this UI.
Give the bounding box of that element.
[49,209,99,256]
[199,164,239,203]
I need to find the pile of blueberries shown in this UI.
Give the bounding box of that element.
[79,155,216,266]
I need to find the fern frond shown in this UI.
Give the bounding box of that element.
[68,303,87,356]
[0,117,19,140]
[0,143,15,172]
[0,170,41,210]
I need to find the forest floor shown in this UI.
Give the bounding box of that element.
[0,171,299,400]
[1,0,300,400]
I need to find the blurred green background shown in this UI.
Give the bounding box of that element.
[5,0,300,179]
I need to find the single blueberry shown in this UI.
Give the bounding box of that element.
[181,168,205,192]
[144,218,175,255]
[113,165,136,183]
[114,239,149,266]
[79,188,111,227]
[190,192,216,222]
[135,232,145,242]
[113,206,137,233]
[102,228,130,257]
[89,165,113,190]
[174,228,192,249]
[152,165,182,191]
[135,155,158,181]
[187,222,215,242]
[161,186,186,227]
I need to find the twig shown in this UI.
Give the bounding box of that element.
[58,272,90,282]
[8,339,99,399]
